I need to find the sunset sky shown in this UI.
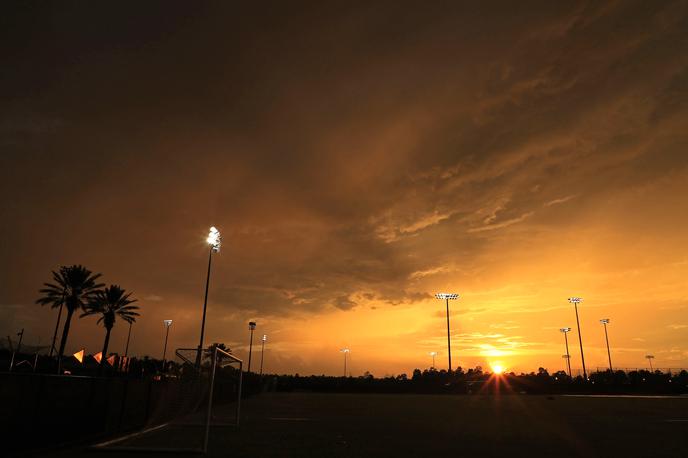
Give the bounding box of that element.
[2,1,687,376]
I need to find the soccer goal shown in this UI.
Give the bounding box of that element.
[92,346,243,455]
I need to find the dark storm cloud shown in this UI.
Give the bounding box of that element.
[2,1,688,368]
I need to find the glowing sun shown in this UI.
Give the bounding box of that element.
[491,364,505,374]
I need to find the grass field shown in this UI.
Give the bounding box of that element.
[54,392,688,458]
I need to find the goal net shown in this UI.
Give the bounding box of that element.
[93,346,243,454]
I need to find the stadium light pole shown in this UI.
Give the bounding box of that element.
[32,338,40,373]
[429,351,437,369]
[196,226,221,368]
[9,328,24,372]
[120,321,133,372]
[600,319,613,372]
[568,297,587,379]
[162,319,173,372]
[435,293,459,372]
[645,355,655,372]
[341,348,350,377]
[124,321,133,357]
[247,321,256,373]
[559,327,572,377]
[259,334,267,377]
[17,328,24,354]
[49,303,63,357]
[562,355,571,376]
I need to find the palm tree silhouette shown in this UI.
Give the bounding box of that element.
[82,285,139,368]
[36,265,103,373]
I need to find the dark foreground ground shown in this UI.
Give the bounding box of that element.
[43,392,688,458]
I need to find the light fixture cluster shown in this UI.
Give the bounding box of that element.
[207,226,221,252]
[435,293,459,300]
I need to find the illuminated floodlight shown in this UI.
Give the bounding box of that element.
[435,293,459,300]
[259,334,267,376]
[340,348,350,377]
[164,319,173,327]
[429,351,438,368]
[207,226,221,252]
[568,297,583,304]
[560,327,571,333]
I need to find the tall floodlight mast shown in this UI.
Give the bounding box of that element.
[162,319,173,372]
[196,226,221,368]
[599,319,613,372]
[568,297,587,379]
[435,293,459,372]
[429,351,438,369]
[247,321,257,373]
[562,355,571,375]
[259,334,267,377]
[559,327,572,377]
[645,355,655,372]
[340,348,350,377]
[124,322,133,358]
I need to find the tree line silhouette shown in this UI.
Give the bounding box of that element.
[272,367,688,395]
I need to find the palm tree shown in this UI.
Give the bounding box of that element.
[36,265,104,372]
[82,285,139,368]
[206,342,232,361]
[42,266,67,358]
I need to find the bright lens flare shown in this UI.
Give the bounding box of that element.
[491,364,505,374]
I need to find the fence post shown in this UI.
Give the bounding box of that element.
[118,377,129,433]
[203,347,218,453]
[33,374,45,433]
[144,377,153,425]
